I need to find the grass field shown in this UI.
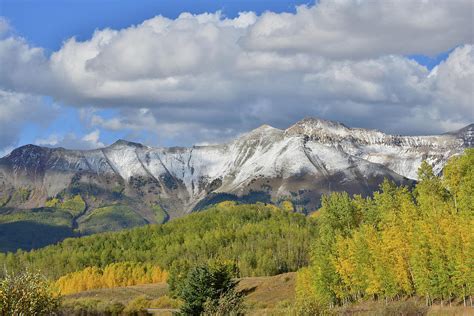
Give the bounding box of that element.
[63,272,473,315]
[64,283,169,305]
[63,272,296,306]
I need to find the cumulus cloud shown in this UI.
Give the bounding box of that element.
[35,129,105,150]
[430,45,474,120]
[0,0,472,149]
[242,0,473,58]
[0,90,55,152]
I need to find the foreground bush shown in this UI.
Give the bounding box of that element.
[0,270,60,315]
[203,290,245,316]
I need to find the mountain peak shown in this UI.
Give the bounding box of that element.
[292,117,348,129]
[6,144,46,157]
[286,117,350,137]
[109,139,144,148]
[253,124,279,132]
[241,124,282,137]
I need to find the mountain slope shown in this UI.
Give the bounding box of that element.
[0,118,471,250]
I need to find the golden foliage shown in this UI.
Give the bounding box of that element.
[297,149,474,307]
[55,262,167,295]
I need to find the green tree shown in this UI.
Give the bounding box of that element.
[443,149,474,215]
[178,262,240,316]
[415,161,449,216]
[310,192,361,306]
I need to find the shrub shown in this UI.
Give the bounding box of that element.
[203,290,245,316]
[45,197,61,208]
[123,295,150,315]
[0,270,60,315]
[59,298,125,316]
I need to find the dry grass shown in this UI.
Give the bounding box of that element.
[63,273,473,315]
[238,272,296,310]
[427,305,473,316]
[63,272,296,309]
[63,283,168,305]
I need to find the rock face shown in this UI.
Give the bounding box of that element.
[0,118,471,219]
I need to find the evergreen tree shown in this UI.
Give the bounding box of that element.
[178,262,240,315]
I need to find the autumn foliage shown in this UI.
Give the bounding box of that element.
[55,262,167,295]
[296,149,474,310]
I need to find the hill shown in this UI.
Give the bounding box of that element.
[0,202,316,280]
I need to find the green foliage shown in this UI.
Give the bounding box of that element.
[295,267,326,315]
[77,204,147,234]
[178,262,241,315]
[309,191,362,306]
[59,298,125,315]
[203,289,245,316]
[151,204,168,224]
[45,197,60,208]
[0,202,316,282]
[280,200,295,212]
[443,148,474,215]
[297,149,474,308]
[149,295,182,309]
[0,270,60,315]
[60,195,86,217]
[123,295,151,314]
[0,207,73,227]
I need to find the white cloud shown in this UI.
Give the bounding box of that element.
[35,129,105,150]
[430,45,474,120]
[242,0,473,58]
[0,90,55,151]
[0,0,472,149]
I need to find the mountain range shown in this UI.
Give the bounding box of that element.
[0,117,472,250]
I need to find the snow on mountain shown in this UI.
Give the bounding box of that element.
[0,118,470,214]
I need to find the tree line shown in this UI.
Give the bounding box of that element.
[55,262,167,295]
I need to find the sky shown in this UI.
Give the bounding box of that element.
[0,0,473,155]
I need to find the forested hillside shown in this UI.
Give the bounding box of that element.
[0,202,316,281]
[296,149,473,312]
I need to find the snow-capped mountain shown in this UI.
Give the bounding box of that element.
[0,118,471,219]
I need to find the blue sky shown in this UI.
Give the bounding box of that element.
[2,0,310,50]
[0,0,472,154]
